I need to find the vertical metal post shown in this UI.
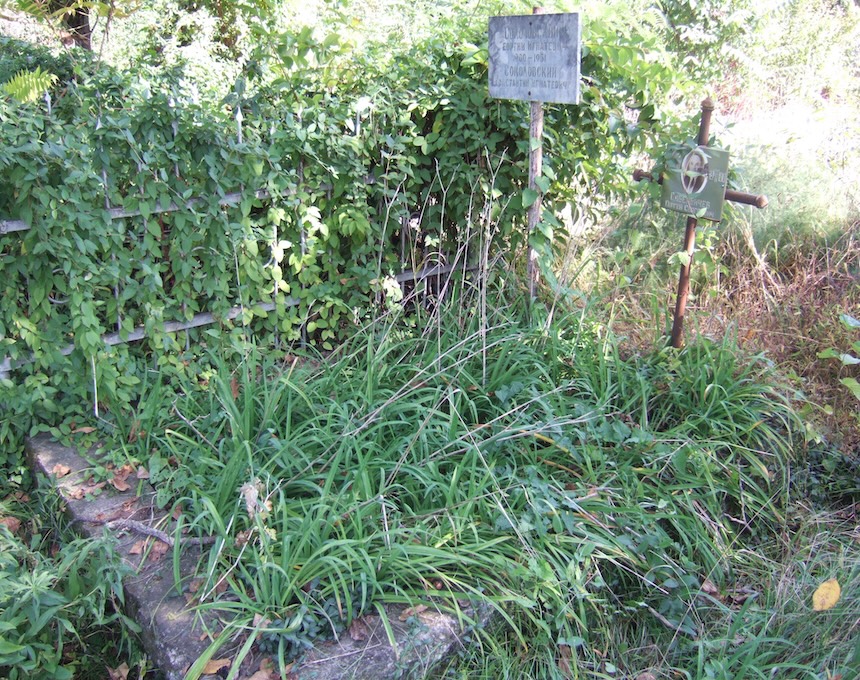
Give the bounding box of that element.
[526,6,545,309]
[669,97,714,349]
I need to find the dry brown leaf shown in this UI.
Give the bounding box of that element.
[111,475,131,492]
[348,617,371,642]
[0,517,22,534]
[202,658,231,674]
[107,662,130,680]
[230,375,240,399]
[65,488,86,500]
[701,579,719,597]
[399,605,428,621]
[148,540,169,562]
[52,463,72,478]
[557,643,572,676]
[136,466,150,479]
[243,671,275,680]
[244,659,276,680]
[128,540,147,555]
[72,425,96,434]
[240,481,260,519]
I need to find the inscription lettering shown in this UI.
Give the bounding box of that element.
[489,14,581,105]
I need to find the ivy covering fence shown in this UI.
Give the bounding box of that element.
[0,24,692,457]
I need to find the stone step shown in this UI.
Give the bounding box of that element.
[27,434,488,679]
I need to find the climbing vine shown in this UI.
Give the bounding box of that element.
[0,19,695,461]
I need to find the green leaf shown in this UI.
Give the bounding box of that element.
[522,188,540,209]
[841,377,860,400]
[534,176,551,193]
[0,639,26,655]
[840,314,860,329]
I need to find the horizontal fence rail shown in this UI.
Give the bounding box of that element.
[0,189,272,235]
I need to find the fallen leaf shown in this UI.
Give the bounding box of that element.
[230,375,240,399]
[66,488,86,500]
[244,671,275,680]
[244,660,277,680]
[136,466,150,479]
[72,425,96,434]
[240,481,260,519]
[149,539,169,562]
[111,475,131,492]
[0,517,22,534]
[399,604,428,621]
[557,643,572,676]
[52,463,72,478]
[348,617,371,642]
[813,578,841,611]
[701,579,719,597]
[202,658,231,674]
[128,540,147,555]
[107,662,130,680]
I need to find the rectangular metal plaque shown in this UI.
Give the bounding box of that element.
[661,146,731,222]
[488,13,581,105]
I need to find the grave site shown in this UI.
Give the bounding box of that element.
[1,1,859,679]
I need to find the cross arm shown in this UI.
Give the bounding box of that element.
[632,169,768,209]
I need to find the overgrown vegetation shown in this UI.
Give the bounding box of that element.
[1,0,859,677]
[106,282,849,678]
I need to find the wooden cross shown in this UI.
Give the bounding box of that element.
[634,97,768,348]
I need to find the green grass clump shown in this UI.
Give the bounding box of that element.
[107,284,839,678]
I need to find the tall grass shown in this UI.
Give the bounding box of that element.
[110,280,836,678]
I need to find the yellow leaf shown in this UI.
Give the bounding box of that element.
[202,658,231,674]
[812,578,841,611]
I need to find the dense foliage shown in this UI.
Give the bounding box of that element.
[1,14,695,463]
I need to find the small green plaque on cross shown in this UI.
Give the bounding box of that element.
[660,146,730,222]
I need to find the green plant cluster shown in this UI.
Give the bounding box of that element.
[116,285,816,678]
[0,511,135,679]
[1,19,694,463]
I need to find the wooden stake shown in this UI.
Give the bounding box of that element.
[526,6,547,309]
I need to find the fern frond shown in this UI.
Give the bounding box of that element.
[2,66,58,103]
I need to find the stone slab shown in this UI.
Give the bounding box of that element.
[26,434,217,680]
[27,434,491,679]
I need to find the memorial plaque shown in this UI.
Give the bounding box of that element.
[661,146,730,222]
[489,13,581,105]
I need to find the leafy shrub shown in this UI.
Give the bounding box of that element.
[0,517,133,679]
